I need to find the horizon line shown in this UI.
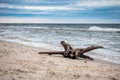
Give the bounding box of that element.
[0,23,120,24]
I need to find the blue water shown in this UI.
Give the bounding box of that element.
[0,23,120,64]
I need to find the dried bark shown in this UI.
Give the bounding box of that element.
[38,41,104,60]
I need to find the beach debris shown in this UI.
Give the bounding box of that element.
[38,41,104,60]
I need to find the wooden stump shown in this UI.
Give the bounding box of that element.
[38,41,104,60]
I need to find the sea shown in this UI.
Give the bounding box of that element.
[0,23,120,64]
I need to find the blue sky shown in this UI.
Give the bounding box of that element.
[0,0,120,23]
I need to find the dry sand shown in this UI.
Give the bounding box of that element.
[0,40,120,80]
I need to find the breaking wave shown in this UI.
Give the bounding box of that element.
[89,26,120,32]
[24,26,49,29]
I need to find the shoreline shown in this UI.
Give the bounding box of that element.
[94,58,120,66]
[0,40,120,80]
[1,40,120,65]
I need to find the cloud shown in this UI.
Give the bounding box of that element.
[0,17,48,23]
[0,3,81,11]
[76,0,120,8]
[0,10,49,15]
[0,0,120,11]
[0,17,119,23]
[0,0,120,23]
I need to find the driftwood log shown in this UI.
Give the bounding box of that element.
[38,41,104,60]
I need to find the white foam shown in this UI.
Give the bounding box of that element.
[1,38,120,64]
[1,39,63,51]
[89,26,120,32]
[24,26,49,29]
[1,24,120,64]
[88,49,120,64]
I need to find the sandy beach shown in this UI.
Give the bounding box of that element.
[0,40,120,80]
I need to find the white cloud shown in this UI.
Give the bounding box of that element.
[0,9,49,14]
[0,17,119,23]
[0,0,120,23]
[0,3,82,11]
[77,0,120,8]
[0,17,48,23]
[0,0,120,11]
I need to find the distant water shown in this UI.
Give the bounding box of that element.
[0,23,120,64]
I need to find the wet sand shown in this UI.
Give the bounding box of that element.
[0,40,120,80]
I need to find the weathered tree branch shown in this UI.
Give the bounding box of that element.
[38,41,104,60]
[38,51,64,55]
[78,46,104,55]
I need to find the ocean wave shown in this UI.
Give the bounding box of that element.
[89,49,120,64]
[89,26,120,32]
[24,26,49,29]
[1,38,63,51]
[24,26,86,31]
